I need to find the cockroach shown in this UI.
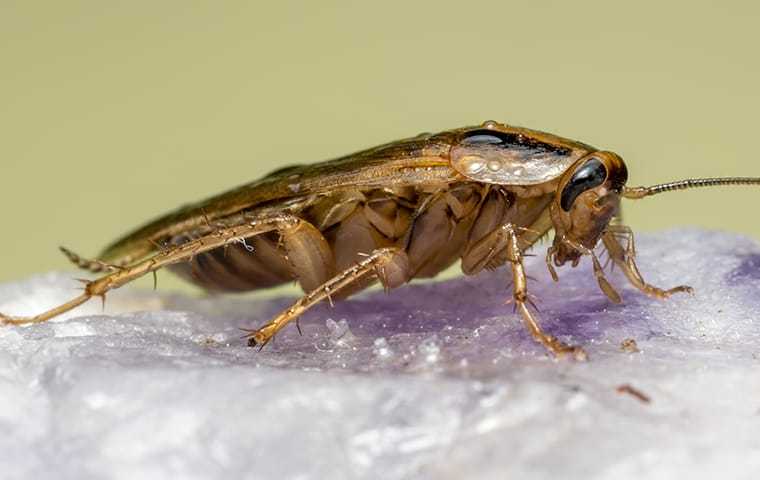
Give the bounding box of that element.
[3,120,759,359]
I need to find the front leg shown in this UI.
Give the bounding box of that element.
[602,225,693,299]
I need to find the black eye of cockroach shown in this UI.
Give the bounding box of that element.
[560,158,608,211]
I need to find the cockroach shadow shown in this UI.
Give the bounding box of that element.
[274,260,643,346]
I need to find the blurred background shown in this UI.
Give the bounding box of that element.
[2,0,759,291]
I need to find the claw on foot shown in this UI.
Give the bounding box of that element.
[670,285,694,295]
[0,312,30,327]
[243,323,277,350]
[543,335,588,361]
[656,284,694,299]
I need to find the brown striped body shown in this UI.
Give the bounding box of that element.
[168,182,555,295]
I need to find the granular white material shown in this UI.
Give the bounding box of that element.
[1,229,759,479]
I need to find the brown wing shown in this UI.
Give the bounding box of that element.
[99,130,462,265]
[98,122,594,266]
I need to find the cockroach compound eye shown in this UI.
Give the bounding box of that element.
[560,158,607,211]
[3,120,759,360]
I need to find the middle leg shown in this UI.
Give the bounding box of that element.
[468,223,588,359]
[502,224,587,360]
[245,247,410,347]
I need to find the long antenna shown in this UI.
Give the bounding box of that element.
[623,177,760,199]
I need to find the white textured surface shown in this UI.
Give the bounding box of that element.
[1,229,760,479]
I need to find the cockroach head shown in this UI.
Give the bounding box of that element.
[550,151,628,262]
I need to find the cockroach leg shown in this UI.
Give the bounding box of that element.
[545,246,560,281]
[462,223,539,275]
[59,246,124,273]
[244,247,410,347]
[589,252,622,304]
[503,224,587,360]
[601,226,693,299]
[277,217,335,293]
[0,214,307,326]
[552,235,622,303]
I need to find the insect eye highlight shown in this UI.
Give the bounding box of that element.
[461,131,506,145]
[560,158,608,211]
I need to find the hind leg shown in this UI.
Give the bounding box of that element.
[0,214,328,326]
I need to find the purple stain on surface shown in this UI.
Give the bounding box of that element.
[231,237,689,359]
[726,252,760,285]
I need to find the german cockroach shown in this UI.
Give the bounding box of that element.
[3,120,760,359]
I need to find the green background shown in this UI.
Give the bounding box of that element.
[2,1,759,292]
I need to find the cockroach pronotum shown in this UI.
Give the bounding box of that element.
[3,120,759,360]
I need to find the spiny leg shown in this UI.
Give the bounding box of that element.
[602,225,693,299]
[59,246,125,273]
[500,224,587,360]
[0,214,309,326]
[461,222,539,275]
[244,247,410,348]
